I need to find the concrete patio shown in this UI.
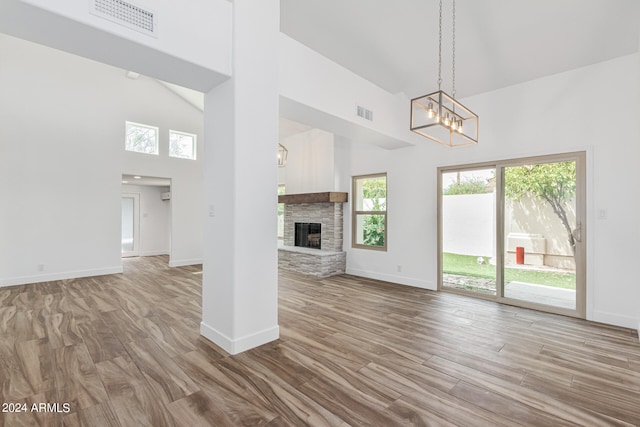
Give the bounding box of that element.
[443,274,576,310]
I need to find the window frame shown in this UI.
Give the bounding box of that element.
[125,121,159,155]
[169,129,197,160]
[351,172,387,251]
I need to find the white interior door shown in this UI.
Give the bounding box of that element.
[121,193,140,257]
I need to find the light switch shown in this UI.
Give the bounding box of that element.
[208,205,215,217]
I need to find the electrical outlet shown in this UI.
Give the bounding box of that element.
[37,264,44,272]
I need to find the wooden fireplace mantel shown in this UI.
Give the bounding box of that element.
[278,192,348,204]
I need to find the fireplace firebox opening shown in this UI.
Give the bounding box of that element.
[295,222,321,249]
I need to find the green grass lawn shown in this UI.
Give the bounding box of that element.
[443,253,576,289]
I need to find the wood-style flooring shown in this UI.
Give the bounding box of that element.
[1,255,639,426]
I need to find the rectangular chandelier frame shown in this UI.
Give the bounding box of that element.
[410,90,479,147]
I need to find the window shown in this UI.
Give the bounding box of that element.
[352,173,387,250]
[169,130,197,160]
[125,122,158,155]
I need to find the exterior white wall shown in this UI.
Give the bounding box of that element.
[343,53,640,329]
[0,34,203,286]
[442,193,496,257]
[441,193,574,261]
[121,184,171,257]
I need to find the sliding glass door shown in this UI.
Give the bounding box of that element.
[438,152,586,318]
[440,167,497,296]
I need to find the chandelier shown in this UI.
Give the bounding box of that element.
[410,0,478,147]
[277,143,288,167]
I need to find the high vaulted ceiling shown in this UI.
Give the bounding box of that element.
[281,0,640,99]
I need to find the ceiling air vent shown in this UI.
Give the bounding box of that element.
[90,0,157,37]
[357,105,373,121]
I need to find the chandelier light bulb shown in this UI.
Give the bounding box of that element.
[457,120,463,133]
[427,102,435,118]
[443,113,451,127]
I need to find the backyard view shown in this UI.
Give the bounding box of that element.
[443,253,576,293]
[441,161,578,310]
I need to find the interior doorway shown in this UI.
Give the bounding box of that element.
[438,152,586,318]
[121,175,172,262]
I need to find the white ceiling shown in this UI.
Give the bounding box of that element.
[280,0,640,99]
[151,2,640,144]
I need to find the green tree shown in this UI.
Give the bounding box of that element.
[444,178,489,195]
[504,162,576,255]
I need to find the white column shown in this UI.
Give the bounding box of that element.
[200,0,279,354]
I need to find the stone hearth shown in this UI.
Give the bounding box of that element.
[278,192,347,277]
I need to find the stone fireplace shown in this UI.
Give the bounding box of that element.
[278,192,348,277]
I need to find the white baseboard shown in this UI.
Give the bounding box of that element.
[590,310,639,330]
[0,266,123,288]
[200,322,279,355]
[140,250,170,257]
[169,258,203,268]
[345,268,436,290]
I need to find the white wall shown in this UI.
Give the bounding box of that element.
[122,115,204,267]
[344,139,437,289]
[342,53,640,329]
[0,0,231,92]
[201,0,280,355]
[279,34,419,150]
[121,184,171,257]
[0,34,204,286]
[278,128,335,193]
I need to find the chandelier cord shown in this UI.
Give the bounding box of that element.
[437,0,443,91]
[452,0,456,99]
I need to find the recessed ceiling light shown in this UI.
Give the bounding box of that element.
[133,176,141,179]
[122,180,129,184]
[127,71,140,79]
